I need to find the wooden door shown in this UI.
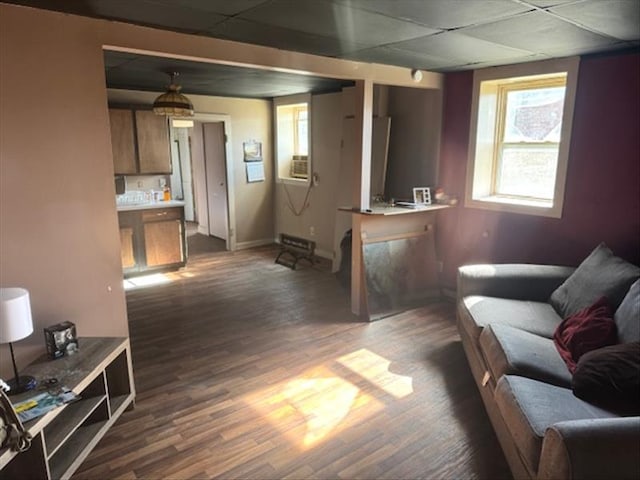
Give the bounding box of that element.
[202,122,228,240]
[109,109,137,174]
[136,110,172,174]
[143,220,183,267]
[119,227,136,269]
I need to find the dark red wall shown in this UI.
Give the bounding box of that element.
[436,51,640,289]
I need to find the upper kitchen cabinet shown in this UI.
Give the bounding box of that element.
[135,110,171,174]
[109,108,172,175]
[109,109,137,174]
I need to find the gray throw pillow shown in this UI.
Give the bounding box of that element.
[615,280,640,344]
[550,243,640,318]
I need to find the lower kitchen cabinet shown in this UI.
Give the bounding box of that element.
[117,206,186,277]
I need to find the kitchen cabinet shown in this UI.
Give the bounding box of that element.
[109,109,137,174]
[117,206,186,277]
[109,108,172,175]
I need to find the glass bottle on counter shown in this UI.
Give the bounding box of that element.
[163,185,171,201]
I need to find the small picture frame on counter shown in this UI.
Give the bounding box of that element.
[413,187,432,205]
[44,321,79,359]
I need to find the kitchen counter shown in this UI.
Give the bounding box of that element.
[117,200,185,212]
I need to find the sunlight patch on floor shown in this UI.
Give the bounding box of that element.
[123,273,172,290]
[337,348,414,399]
[245,365,383,450]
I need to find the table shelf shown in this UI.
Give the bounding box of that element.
[0,337,135,479]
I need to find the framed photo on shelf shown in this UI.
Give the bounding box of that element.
[413,187,431,205]
[243,141,262,162]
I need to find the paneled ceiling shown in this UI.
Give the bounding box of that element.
[5,0,639,98]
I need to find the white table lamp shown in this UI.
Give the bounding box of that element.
[0,288,36,395]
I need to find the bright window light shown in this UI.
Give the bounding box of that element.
[123,273,172,290]
[337,348,414,399]
[245,365,383,450]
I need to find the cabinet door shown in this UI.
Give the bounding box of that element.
[119,227,136,269]
[143,220,183,267]
[135,110,172,174]
[109,109,137,174]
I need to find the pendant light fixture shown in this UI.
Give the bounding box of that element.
[153,72,194,117]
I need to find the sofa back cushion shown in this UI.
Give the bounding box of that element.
[572,341,640,414]
[615,280,640,343]
[550,243,640,318]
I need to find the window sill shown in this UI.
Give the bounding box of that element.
[465,195,561,218]
[277,176,310,186]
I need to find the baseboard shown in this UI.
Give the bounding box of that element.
[235,238,274,250]
[197,225,208,235]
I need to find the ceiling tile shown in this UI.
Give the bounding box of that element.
[104,51,353,99]
[391,31,535,65]
[333,0,532,29]
[461,10,619,55]
[521,0,581,7]
[206,18,369,57]
[343,46,462,71]
[236,0,440,48]
[90,0,227,33]
[147,0,270,16]
[550,0,640,41]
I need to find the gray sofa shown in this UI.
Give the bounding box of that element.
[457,259,640,480]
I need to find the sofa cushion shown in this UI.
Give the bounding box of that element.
[480,324,571,388]
[549,243,640,318]
[553,296,618,373]
[572,341,640,413]
[458,296,562,343]
[615,279,640,343]
[495,375,618,477]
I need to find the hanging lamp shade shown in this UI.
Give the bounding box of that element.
[153,72,194,117]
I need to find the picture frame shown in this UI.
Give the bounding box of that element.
[413,187,431,205]
[243,141,262,162]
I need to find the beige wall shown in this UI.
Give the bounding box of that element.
[274,92,344,258]
[107,89,273,245]
[0,6,127,375]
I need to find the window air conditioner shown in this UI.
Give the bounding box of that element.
[291,155,309,179]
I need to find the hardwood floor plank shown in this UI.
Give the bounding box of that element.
[73,245,510,479]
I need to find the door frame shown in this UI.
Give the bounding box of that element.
[192,113,236,251]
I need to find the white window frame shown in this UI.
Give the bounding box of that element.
[274,93,311,185]
[465,57,580,218]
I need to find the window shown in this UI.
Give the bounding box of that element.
[274,94,311,183]
[466,58,580,218]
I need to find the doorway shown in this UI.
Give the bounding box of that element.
[170,113,236,251]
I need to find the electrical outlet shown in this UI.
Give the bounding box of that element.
[137,180,143,188]
[437,261,444,273]
[309,226,315,236]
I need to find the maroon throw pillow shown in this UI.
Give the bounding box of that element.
[553,296,618,373]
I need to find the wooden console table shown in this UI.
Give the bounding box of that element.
[0,337,135,480]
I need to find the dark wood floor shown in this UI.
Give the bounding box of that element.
[74,246,510,479]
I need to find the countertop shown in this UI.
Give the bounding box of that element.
[117,200,185,212]
[338,204,451,216]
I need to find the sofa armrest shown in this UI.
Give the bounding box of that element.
[457,264,575,303]
[538,417,640,480]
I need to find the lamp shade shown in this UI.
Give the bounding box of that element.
[153,83,194,117]
[0,288,34,343]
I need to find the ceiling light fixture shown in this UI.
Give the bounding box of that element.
[153,72,194,117]
[411,69,423,82]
